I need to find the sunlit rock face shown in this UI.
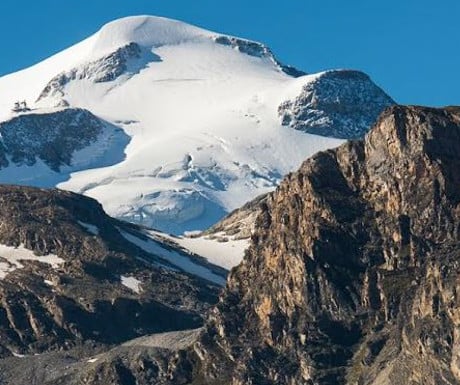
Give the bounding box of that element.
[192,106,460,385]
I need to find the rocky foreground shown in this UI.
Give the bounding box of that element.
[2,105,460,384]
[0,186,220,360]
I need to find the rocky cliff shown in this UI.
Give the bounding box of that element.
[0,185,219,360]
[0,108,129,172]
[192,105,460,385]
[279,70,395,139]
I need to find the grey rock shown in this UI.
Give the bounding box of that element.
[0,185,219,360]
[0,108,125,172]
[279,70,395,139]
[37,43,160,103]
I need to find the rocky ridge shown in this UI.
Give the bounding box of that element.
[0,185,221,360]
[197,194,268,241]
[37,43,159,104]
[213,35,306,78]
[0,108,128,172]
[193,105,460,385]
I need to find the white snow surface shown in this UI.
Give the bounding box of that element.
[153,231,249,270]
[120,229,226,285]
[120,275,142,294]
[77,221,100,235]
[0,244,65,279]
[0,15,344,234]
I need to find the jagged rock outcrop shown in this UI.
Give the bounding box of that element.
[190,105,460,384]
[0,185,219,359]
[198,194,268,241]
[37,43,159,103]
[279,70,395,139]
[213,36,305,77]
[0,329,202,385]
[0,108,128,172]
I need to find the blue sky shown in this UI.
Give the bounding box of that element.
[0,0,458,106]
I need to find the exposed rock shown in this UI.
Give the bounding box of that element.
[279,70,395,139]
[0,329,202,385]
[0,108,126,172]
[198,193,268,241]
[191,105,460,384]
[0,185,219,359]
[37,42,159,103]
[214,36,305,77]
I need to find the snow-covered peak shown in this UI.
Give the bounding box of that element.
[91,15,214,55]
[0,15,302,120]
[0,15,394,235]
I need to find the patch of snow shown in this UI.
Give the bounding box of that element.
[12,352,27,358]
[120,230,225,286]
[0,244,65,279]
[44,279,55,286]
[120,275,142,294]
[155,231,248,270]
[77,221,100,235]
[87,357,99,363]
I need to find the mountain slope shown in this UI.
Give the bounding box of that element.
[9,105,460,385]
[0,185,224,358]
[0,108,129,186]
[191,105,460,384]
[0,16,394,234]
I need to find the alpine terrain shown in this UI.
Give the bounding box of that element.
[0,185,227,365]
[0,12,457,385]
[0,15,394,234]
[2,105,459,385]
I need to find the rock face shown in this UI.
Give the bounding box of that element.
[213,35,306,78]
[0,108,127,172]
[0,329,202,385]
[190,105,460,384]
[37,43,159,103]
[279,70,395,139]
[199,193,268,241]
[0,185,219,359]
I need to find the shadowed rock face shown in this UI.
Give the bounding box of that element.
[0,109,105,171]
[0,185,219,358]
[191,106,460,385]
[37,42,160,103]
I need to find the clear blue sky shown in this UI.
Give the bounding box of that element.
[0,0,458,106]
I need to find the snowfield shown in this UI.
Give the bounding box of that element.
[119,229,226,285]
[152,230,249,270]
[0,244,64,279]
[0,15,392,235]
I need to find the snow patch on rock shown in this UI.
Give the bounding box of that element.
[77,221,100,235]
[120,275,142,294]
[0,244,64,279]
[120,229,226,285]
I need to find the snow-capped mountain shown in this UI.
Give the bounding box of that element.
[0,15,394,234]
